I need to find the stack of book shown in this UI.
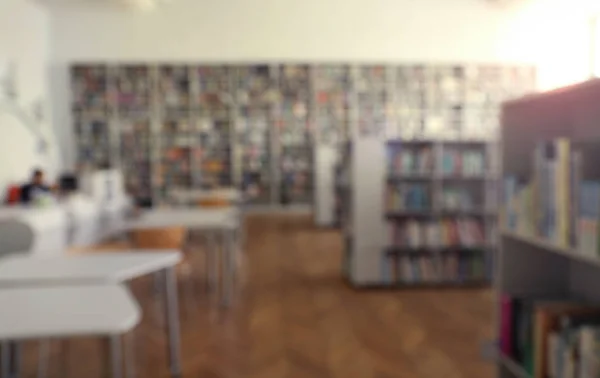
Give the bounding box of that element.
[387,145,434,176]
[158,66,190,111]
[71,66,108,110]
[500,295,600,378]
[442,149,486,177]
[315,65,350,145]
[381,253,486,285]
[504,138,600,254]
[440,187,477,210]
[578,181,600,257]
[120,119,153,200]
[386,183,430,211]
[116,66,151,113]
[387,218,485,248]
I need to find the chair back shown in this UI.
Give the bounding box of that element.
[130,227,187,250]
[0,220,34,258]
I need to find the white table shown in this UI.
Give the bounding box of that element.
[0,252,182,378]
[0,285,140,378]
[127,208,240,306]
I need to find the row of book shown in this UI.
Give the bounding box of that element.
[386,185,484,212]
[381,253,487,284]
[500,295,600,378]
[387,218,486,248]
[578,182,600,257]
[439,187,479,210]
[387,146,434,176]
[441,150,486,176]
[386,144,488,177]
[504,138,600,257]
[386,183,430,211]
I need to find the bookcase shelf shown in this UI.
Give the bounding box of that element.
[497,79,600,378]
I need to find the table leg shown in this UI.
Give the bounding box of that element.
[124,332,136,378]
[37,340,50,378]
[1,341,9,378]
[110,335,122,378]
[163,267,182,378]
[153,272,164,325]
[221,229,232,307]
[206,232,217,292]
[6,342,21,378]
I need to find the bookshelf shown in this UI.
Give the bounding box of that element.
[71,65,113,170]
[497,79,600,378]
[276,65,313,206]
[70,63,534,211]
[384,139,495,286]
[339,138,496,287]
[233,65,275,204]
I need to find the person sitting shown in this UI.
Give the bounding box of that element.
[20,169,51,204]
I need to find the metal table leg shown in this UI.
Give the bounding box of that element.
[163,267,182,378]
[1,342,10,378]
[206,232,217,292]
[223,227,238,307]
[125,332,136,378]
[10,342,20,378]
[110,335,122,378]
[37,340,50,378]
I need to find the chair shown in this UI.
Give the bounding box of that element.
[0,220,34,258]
[129,227,196,306]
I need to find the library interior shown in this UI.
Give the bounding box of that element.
[2,0,600,377]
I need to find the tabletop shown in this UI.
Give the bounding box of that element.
[127,208,240,230]
[0,285,140,339]
[0,251,182,286]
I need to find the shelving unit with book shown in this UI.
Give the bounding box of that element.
[70,63,535,212]
[193,66,234,190]
[497,79,600,378]
[71,65,114,170]
[382,139,496,286]
[276,65,313,206]
[232,65,275,205]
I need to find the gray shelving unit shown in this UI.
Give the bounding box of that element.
[497,79,600,377]
[340,138,498,287]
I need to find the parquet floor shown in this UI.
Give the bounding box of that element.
[18,214,495,378]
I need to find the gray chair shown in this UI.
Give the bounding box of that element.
[0,220,34,258]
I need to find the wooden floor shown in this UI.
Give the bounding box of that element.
[19,214,495,378]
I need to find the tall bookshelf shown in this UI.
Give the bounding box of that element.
[497,79,600,378]
[233,65,275,204]
[276,65,313,205]
[72,65,113,170]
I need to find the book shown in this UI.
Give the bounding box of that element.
[387,218,485,248]
[380,251,484,283]
[499,295,600,378]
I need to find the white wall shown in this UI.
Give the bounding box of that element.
[0,0,59,194]
[47,0,598,167]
